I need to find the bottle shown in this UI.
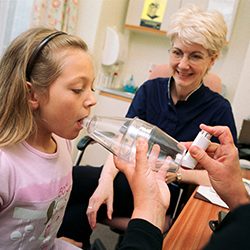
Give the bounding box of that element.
[82,115,186,172]
[123,75,137,93]
[111,72,118,88]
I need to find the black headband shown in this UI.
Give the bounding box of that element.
[26,31,66,81]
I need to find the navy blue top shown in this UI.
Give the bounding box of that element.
[126,77,237,144]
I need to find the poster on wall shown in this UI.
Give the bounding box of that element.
[140,0,167,30]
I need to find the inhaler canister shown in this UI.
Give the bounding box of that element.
[181,130,212,169]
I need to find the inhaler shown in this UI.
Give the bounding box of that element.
[181,130,212,169]
[82,116,187,172]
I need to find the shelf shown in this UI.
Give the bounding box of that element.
[124,24,167,36]
[96,86,134,103]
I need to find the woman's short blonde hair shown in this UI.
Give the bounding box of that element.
[167,5,227,55]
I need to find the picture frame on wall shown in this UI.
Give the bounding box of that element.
[140,0,168,30]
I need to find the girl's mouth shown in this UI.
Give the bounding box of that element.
[77,119,84,129]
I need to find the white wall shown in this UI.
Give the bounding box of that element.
[75,0,103,53]
[76,0,129,74]
[121,32,171,85]
[217,0,250,101]
[232,41,250,132]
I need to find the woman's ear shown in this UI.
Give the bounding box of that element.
[27,82,39,110]
[209,53,219,67]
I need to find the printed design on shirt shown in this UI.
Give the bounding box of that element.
[9,182,71,249]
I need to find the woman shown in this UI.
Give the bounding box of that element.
[59,5,237,247]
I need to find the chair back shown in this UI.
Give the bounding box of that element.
[148,64,223,94]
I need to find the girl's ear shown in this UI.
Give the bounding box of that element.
[27,82,39,110]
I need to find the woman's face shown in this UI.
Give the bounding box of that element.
[36,48,96,140]
[169,38,216,91]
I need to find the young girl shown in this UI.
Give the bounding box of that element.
[0,27,171,250]
[0,27,96,249]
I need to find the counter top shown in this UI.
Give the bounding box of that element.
[96,86,134,102]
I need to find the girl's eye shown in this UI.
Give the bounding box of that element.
[72,89,83,94]
[72,87,95,94]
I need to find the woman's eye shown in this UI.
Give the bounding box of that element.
[190,54,204,61]
[173,50,181,55]
[172,50,183,58]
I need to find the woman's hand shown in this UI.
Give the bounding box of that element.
[86,175,114,229]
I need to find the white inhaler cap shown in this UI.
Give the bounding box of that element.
[181,130,212,169]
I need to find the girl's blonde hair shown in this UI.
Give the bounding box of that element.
[167,5,227,55]
[0,27,88,147]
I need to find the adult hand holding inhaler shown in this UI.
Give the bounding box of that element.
[181,130,212,169]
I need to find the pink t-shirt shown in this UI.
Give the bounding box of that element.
[0,136,80,250]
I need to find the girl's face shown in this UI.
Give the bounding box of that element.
[36,48,96,140]
[169,38,216,91]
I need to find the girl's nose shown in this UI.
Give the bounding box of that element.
[85,90,96,108]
